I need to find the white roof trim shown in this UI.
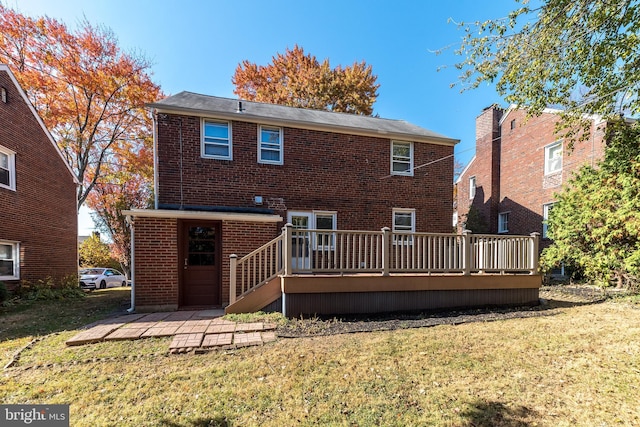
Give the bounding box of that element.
[455,156,476,184]
[123,208,283,223]
[0,64,79,184]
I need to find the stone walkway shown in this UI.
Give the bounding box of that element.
[65,311,278,353]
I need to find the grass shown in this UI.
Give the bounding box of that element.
[1,289,640,426]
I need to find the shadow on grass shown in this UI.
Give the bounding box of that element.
[161,417,229,427]
[0,288,131,342]
[461,400,537,427]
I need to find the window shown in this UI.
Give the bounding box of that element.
[391,141,413,176]
[510,119,516,130]
[393,208,415,244]
[258,125,283,164]
[0,241,19,280]
[469,176,476,200]
[202,120,232,160]
[498,212,509,233]
[314,211,337,249]
[543,203,555,238]
[0,145,16,190]
[545,141,562,175]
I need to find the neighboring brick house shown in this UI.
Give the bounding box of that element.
[126,92,458,311]
[0,64,78,287]
[456,104,606,249]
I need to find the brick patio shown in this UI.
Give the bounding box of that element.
[66,311,278,352]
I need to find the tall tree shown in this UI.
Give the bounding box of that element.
[0,5,162,208]
[451,0,640,140]
[232,45,379,116]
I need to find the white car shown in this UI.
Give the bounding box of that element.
[79,268,127,290]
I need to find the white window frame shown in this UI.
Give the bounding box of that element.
[0,240,19,280]
[391,141,414,176]
[0,145,16,191]
[469,176,476,200]
[543,203,555,238]
[393,208,415,245]
[201,119,232,160]
[544,141,562,175]
[498,212,509,234]
[312,211,337,250]
[258,125,283,165]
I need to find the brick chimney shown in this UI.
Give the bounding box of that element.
[474,105,503,233]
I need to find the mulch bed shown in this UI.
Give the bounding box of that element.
[276,284,611,338]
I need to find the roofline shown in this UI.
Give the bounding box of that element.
[122,208,283,223]
[500,104,605,126]
[0,64,79,185]
[455,156,476,184]
[147,103,460,147]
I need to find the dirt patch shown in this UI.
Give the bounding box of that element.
[277,284,609,338]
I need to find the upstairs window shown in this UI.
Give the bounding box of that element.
[469,176,476,200]
[202,120,232,160]
[258,125,283,165]
[391,141,413,176]
[0,146,16,191]
[545,141,562,175]
[0,241,19,280]
[498,212,509,233]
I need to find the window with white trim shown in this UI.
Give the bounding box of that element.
[0,145,16,191]
[202,119,232,160]
[498,212,509,233]
[469,176,476,200]
[313,211,337,250]
[393,208,415,244]
[544,141,562,175]
[391,141,413,176]
[258,125,283,164]
[0,240,19,280]
[543,203,555,238]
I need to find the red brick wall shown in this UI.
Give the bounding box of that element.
[457,106,606,247]
[133,216,279,309]
[132,217,179,310]
[156,114,454,233]
[456,106,503,233]
[0,70,78,287]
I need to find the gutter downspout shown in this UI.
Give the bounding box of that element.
[126,215,135,313]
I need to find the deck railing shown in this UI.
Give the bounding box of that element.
[230,225,540,303]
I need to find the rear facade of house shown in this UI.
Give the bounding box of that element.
[456,105,606,251]
[0,64,78,288]
[128,92,458,312]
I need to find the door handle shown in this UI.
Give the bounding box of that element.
[184,258,188,269]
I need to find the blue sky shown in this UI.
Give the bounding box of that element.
[10,0,521,234]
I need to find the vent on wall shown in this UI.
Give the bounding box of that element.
[1,87,6,103]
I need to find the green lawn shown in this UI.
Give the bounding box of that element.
[1,288,639,426]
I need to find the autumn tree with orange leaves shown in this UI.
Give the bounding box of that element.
[0,5,161,209]
[233,45,379,116]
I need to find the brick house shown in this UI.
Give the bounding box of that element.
[125,92,459,312]
[455,104,606,250]
[0,64,78,288]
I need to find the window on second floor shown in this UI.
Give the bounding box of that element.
[0,146,16,191]
[544,141,562,175]
[202,119,232,160]
[498,212,509,233]
[543,203,555,238]
[0,241,19,280]
[258,125,283,165]
[391,141,413,176]
[469,176,476,200]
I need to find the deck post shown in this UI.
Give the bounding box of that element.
[462,229,472,276]
[530,232,540,274]
[382,227,391,276]
[283,223,293,276]
[229,254,238,304]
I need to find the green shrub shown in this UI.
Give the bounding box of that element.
[10,276,85,303]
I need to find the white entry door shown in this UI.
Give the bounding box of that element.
[287,212,312,270]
